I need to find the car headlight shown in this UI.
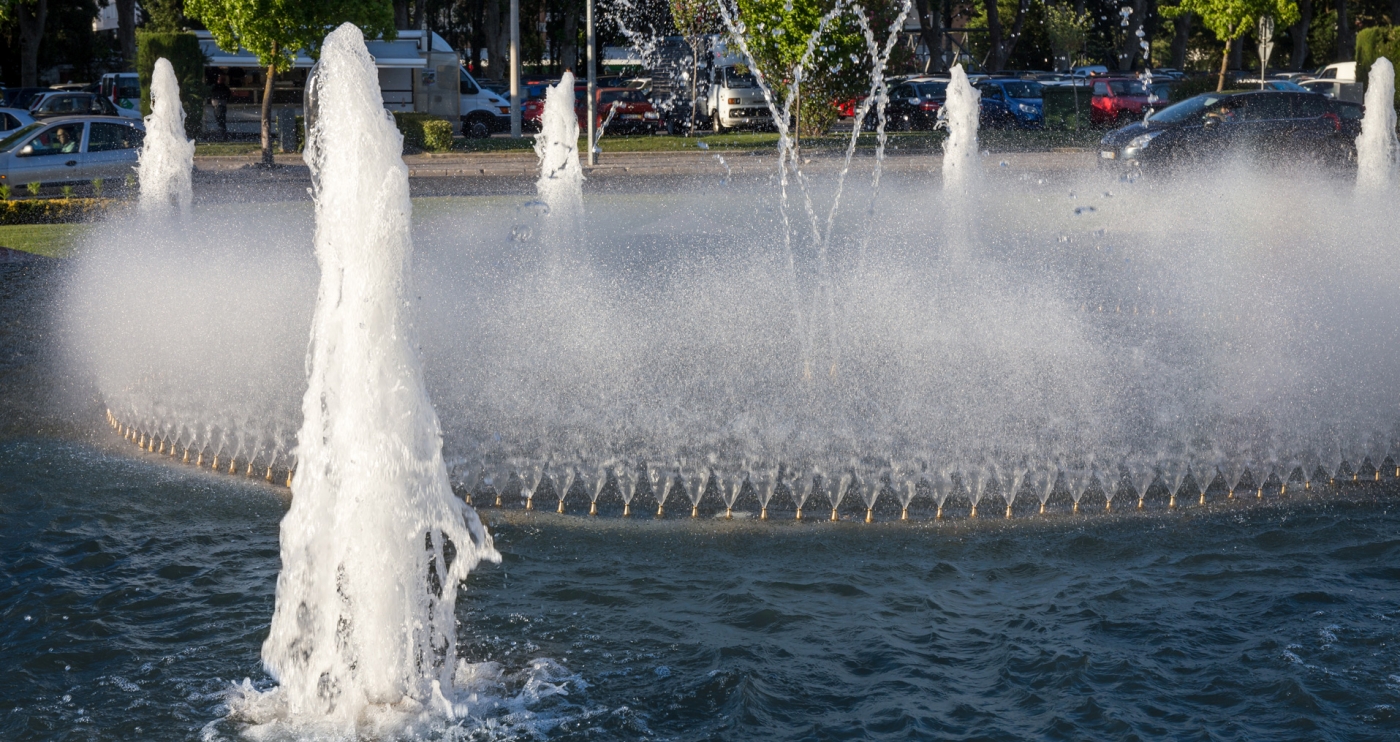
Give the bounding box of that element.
[1123,130,1162,157]
[644,111,659,119]
[1018,103,1039,115]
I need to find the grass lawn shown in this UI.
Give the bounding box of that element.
[0,223,92,258]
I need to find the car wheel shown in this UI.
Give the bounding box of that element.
[712,112,727,134]
[464,116,491,139]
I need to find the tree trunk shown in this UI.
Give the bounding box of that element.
[1171,11,1192,69]
[261,55,277,166]
[17,0,47,87]
[1335,0,1353,61]
[915,0,943,73]
[689,39,700,133]
[1217,37,1231,91]
[986,0,1003,71]
[116,0,137,64]
[1291,0,1312,70]
[484,0,505,79]
[1004,0,1030,70]
[561,2,579,72]
[395,0,411,28]
[414,0,427,29]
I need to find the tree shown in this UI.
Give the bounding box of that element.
[670,0,719,132]
[984,0,1030,71]
[1164,0,1299,89]
[913,0,942,72]
[731,0,907,137]
[1045,2,1092,70]
[117,0,137,62]
[144,0,190,31]
[185,0,396,164]
[9,0,48,86]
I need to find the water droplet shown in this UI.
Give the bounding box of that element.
[64,665,71,671]
[1101,191,1113,198]
[697,141,709,150]
[1093,228,1107,237]
[62,695,72,703]
[1074,206,1097,215]
[24,615,31,622]
[1058,235,1070,243]
[509,225,534,242]
[655,665,672,677]
[1068,190,1076,198]
[999,160,1009,167]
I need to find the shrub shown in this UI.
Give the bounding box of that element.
[0,198,113,226]
[1043,84,1091,130]
[0,184,10,201]
[137,31,209,138]
[393,112,455,153]
[91,178,104,198]
[61,185,75,198]
[1356,26,1400,105]
[26,182,41,197]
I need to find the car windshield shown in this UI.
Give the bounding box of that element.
[913,82,948,98]
[1002,82,1043,98]
[1267,80,1309,92]
[601,90,645,104]
[724,68,757,89]
[0,122,41,152]
[1109,80,1148,95]
[1146,93,1227,124]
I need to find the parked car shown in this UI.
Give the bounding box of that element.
[0,107,36,132]
[977,78,1044,128]
[1299,78,1365,103]
[879,78,949,130]
[458,67,513,137]
[582,87,660,134]
[706,65,771,133]
[28,92,122,119]
[0,116,145,187]
[1308,61,1357,82]
[97,72,143,119]
[1098,90,1356,170]
[1089,78,1160,125]
[1071,65,1109,78]
[1,87,53,110]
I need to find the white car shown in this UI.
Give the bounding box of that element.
[28,91,122,119]
[458,67,512,138]
[706,66,772,133]
[0,116,145,188]
[98,72,144,120]
[0,107,35,132]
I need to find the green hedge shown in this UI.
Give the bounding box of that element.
[0,198,113,226]
[393,112,454,152]
[1043,84,1092,129]
[1357,26,1400,105]
[137,31,208,138]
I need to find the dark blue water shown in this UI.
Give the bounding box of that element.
[6,261,1400,741]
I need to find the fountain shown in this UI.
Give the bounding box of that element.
[1356,57,1398,192]
[939,65,980,196]
[534,70,584,251]
[238,26,499,731]
[138,57,194,213]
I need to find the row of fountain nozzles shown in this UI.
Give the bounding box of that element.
[456,458,1399,522]
[105,409,297,488]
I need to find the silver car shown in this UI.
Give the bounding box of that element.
[0,115,145,188]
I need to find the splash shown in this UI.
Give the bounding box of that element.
[241,24,499,733]
[940,65,980,196]
[1356,57,1398,192]
[138,58,193,213]
[534,71,584,252]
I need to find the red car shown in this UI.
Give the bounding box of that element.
[523,86,659,134]
[1090,78,1160,125]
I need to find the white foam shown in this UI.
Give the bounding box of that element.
[940,65,981,196]
[138,58,194,213]
[1356,57,1398,192]
[241,24,500,734]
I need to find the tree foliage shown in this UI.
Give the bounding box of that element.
[730,0,909,135]
[184,0,397,72]
[1045,3,1093,70]
[1164,0,1298,48]
[138,32,208,136]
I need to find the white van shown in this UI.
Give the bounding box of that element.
[706,66,771,133]
[97,73,143,120]
[1311,62,1357,82]
[458,68,512,138]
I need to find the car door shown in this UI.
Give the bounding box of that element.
[7,121,85,186]
[978,84,1007,124]
[1233,94,1291,157]
[85,120,143,180]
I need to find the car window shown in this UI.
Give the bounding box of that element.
[891,85,913,99]
[1092,82,1109,96]
[20,123,83,156]
[724,68,757,89]
[601,90,644,104]
[1335,101,1364,119]
[914,81,947,98]
[1237,94,1290,120]
[1148,93,1226,124]
[1109,80,1147,95]
[0,122,41,151]
[1002,82,1042,98]
[1319,68,1336,79]
[116,79,139,99]
[88,122,142,152]
[0,113,18,130]
[39,95,86,114]
[978,84,1003,99]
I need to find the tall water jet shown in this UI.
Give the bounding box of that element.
[138,58,194,213]
[534,71,584,252]
[939,65,980,197]
[252,25,498,730]
[1356,57,1398,192]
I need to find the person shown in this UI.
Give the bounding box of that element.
[52,126,77,154]
[210,75,232,138]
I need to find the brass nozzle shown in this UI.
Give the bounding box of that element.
[760,507,768,520]
[1199,492,1206,505]
[726,507,733,520]
[865,508,873,523]
[557,499,565,514]
[970,505,979,518]
[1005,504,1013,519]
[623,503,631,517]
[526,496,534,511]
[1039,502,1046,514]
[495,494,503,508]
[901,508,908,521]
[1071,502,1078,514]
[935,506,943,520]
[1169,494,1177,508]
[692,505,699,518]
[286,469,294,487]
[1137,497,1144,510]
[589,501,597,516]
[794,507,802,520]
[657,504,665,517]
[211,455,219,470]
[830,508,838,522]
[265,466,273,481]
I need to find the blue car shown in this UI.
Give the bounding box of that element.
[976,78,1044,129]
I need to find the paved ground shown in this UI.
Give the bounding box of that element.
[191,148,1098,202]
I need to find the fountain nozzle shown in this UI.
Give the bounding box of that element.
[760,507,768,520]
[794,507,802,520]
[726,507,733,520]
[970,505,979,518]
[525,496,534,511]
[865,508,873,523]
[1039,502,1046,514]
[1137,497,1144,510]
[495,494,503,508]
[1071,502,1078,514]
[657,504,665,518]
[935,506,944,520]
[589,502,597,516]
[557,499,565,514]
[901,508,908,521]
[623,503,631,517]
[692,506,699,518]
[1005,504,1013,519]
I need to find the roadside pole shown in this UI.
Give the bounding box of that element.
[586,0,597,165]
[510,0,521,138]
